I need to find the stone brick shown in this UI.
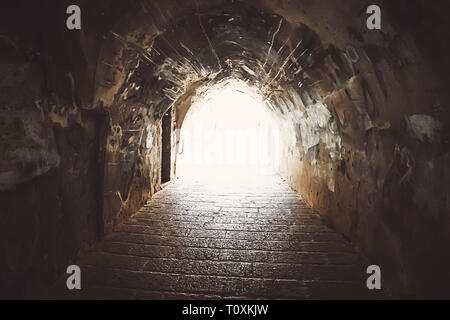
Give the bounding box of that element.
[55,176,370,299]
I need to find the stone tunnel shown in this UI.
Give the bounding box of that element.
[0,0,449,299]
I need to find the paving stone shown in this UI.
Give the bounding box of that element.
[59,175,370,299]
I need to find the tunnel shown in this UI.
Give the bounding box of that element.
[0,0,449,300]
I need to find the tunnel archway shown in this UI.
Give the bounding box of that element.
[93,0,332,236]
[1,0,449,299]
[175,78,280,181]
[89,0,450,297]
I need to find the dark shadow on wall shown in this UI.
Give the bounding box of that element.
[161,109,172,184]
[0,110,108,298]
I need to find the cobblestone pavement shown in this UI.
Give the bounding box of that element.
[66,175,369,299]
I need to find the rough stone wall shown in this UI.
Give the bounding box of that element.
[0,9,106,295]
[0,0,155,296]
[276,2,450,297]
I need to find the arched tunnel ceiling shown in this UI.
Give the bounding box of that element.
[92,0,420,171]
[92,0,382,168]
[90,0,449,158]
[94,0,325,120]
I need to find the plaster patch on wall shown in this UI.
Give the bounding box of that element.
[0,110,60,191]
[146,124,154,149]
[298,102,342,162]
[406,114,441,143]
[327,174,335,192]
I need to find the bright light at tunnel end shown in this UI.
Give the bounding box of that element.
[177,79,280,184]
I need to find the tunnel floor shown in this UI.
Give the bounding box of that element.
[62,174,369,299]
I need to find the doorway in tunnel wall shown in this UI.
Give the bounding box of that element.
[53,110,109,244]
[161,108,172,184]
[177,80,280,182]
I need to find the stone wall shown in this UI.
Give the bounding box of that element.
[0,23,106,295]
[277,3,450,296]
[0,0,162,296]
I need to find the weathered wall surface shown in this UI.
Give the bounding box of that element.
[277,2,450,297]
[0,0,163,296]
[0,19,106,296]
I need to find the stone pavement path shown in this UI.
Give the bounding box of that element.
[63,175,369,299]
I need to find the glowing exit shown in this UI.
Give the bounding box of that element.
[177,80,280,179]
